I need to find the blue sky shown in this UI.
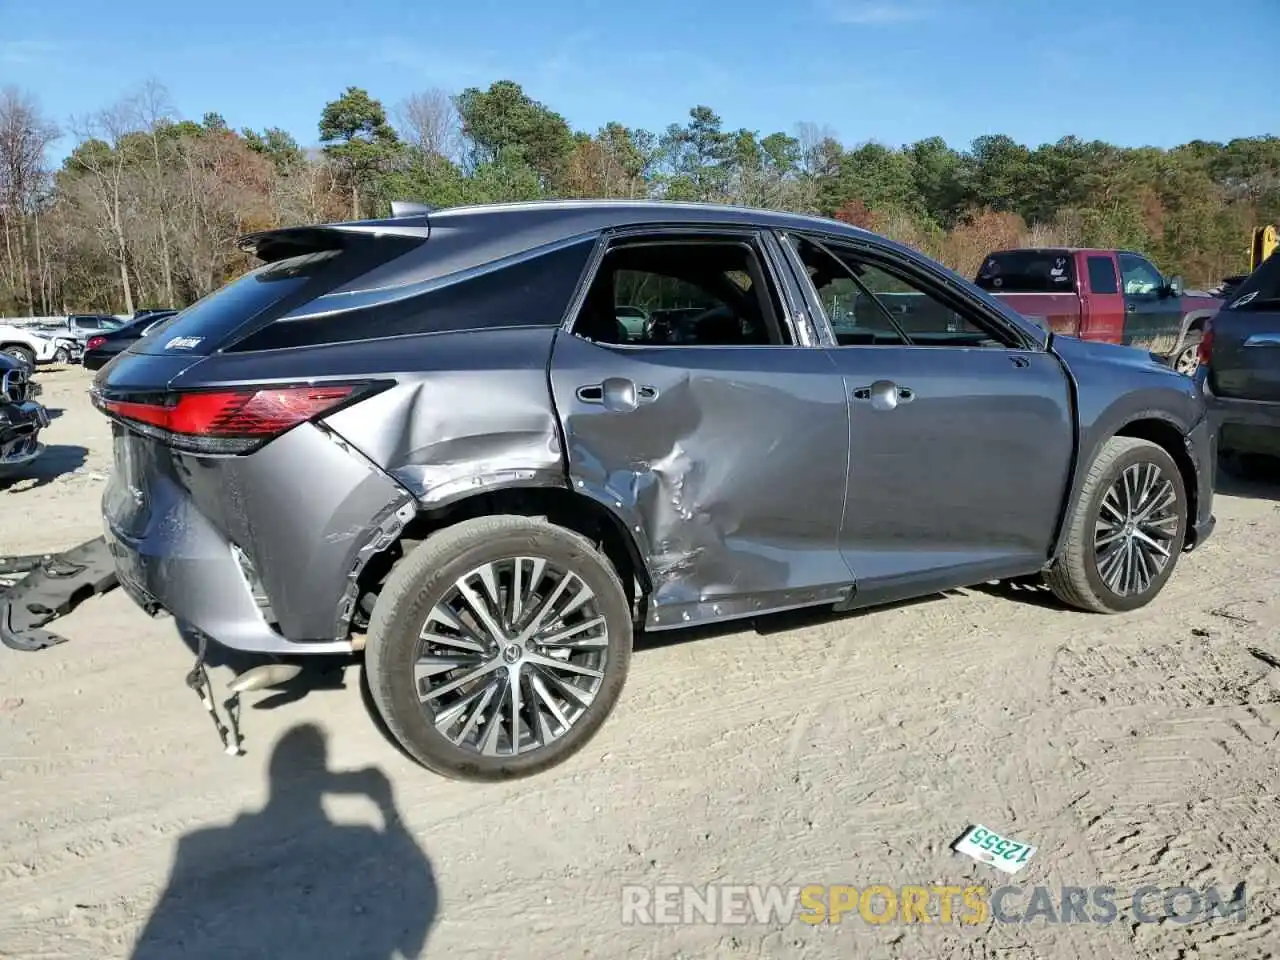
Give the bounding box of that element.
[3,0,1277,160]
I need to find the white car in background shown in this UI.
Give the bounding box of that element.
[0,325,61,369]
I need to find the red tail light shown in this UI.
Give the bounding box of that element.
[94,383,370,454]
[1197,319,1214,367]
[86,335,106,351]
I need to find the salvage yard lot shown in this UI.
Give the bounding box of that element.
[2,366,1279,959]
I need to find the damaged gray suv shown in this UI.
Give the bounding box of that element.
[92,200,1217,780]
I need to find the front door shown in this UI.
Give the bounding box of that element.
[548,230,853,629]
[778,231,1076,603]
[1119,252,1183,356]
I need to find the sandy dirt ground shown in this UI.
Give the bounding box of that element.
[2,366,1279,959]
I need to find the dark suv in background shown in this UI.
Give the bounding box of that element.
[91,200,1215,781]
[1200,249,1280,474]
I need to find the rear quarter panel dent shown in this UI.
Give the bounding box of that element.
[321,327,566,508]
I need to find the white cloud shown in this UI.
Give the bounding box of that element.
[821,1,931,24]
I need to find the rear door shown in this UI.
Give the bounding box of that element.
[548,227,854,627]
[1119,252,1182,355]
[779,230,1075,601]
[1080,252,1125,343]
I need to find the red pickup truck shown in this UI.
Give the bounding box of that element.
[974,248,1222,374]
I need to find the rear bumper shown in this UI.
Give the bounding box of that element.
[101,421,415,655]
[104,516,358,656]
[1208,397,1280,457]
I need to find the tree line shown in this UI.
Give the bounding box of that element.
[1,79,1277,315]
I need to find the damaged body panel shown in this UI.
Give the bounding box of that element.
[322,327,566,509]
[102,417,413,653]
[549,331,853,627]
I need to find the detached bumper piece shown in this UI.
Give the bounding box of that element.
[0,400,50,474]
[0,536,119,651]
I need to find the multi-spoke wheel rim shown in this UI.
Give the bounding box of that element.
[1093,462,1181,597]
[1174,344,1199,376]
[414,557,609,758]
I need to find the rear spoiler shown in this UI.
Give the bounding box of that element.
[236,200,437,263]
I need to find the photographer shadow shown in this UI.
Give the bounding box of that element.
[130,724,437,960]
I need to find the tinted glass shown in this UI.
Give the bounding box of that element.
[975,251,1075,293]
[231,238,595,351]
[133,237,425,355]
[1086,256,1119,295]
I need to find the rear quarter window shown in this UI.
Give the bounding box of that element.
[975,252,1076,293]
[229,237,596,351]
[142,249,353,354]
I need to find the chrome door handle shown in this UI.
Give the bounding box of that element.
[576,378,659,411]
[851,380,913,410]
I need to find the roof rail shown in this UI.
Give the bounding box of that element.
[390,200,436,218]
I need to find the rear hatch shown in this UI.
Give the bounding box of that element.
[1208,253,1280,401]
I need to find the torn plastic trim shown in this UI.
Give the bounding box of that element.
[0,536,120,651]
[334,497,418,640]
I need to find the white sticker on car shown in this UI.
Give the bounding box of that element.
[165,336,204,350]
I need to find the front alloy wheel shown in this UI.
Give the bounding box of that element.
[1092,462,1180,597]
[1045,436,1188,613]
[365,515,632,780]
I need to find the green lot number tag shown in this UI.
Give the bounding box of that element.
[954,824,1036,875]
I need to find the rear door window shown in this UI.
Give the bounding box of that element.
[1086,256,1119,294]
[975,251,1075,293]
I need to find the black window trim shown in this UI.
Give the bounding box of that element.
[778,229,1043,352]
[561,224,806,350]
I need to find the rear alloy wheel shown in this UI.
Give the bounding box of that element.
[1172,331,1202,376]
[1045,436,1188,613]
[364,515,632,781]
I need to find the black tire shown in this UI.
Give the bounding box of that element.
[1171,330,1202,376]
[54,346,71,364]
[364,514,633,781]
[2,345,35,368]
[1045,436,1188,613]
